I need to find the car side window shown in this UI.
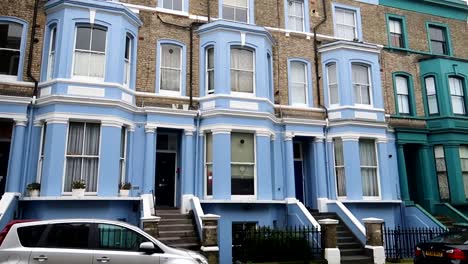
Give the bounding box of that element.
[17,225,47,247]
[41,223,90,249]
[97,224,151,252]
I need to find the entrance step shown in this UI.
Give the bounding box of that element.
[152,207,201,250]
[435,215,455,230]
[310,211,373,264]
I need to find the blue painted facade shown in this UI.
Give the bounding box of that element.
[1,0,459,263]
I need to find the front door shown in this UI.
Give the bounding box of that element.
[0,141,10,196]
[293,142,305,203]
[155,152,176,207]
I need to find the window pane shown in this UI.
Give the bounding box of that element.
[222,6,235,21]
[235,8,248,23]
[431,41,446,55]
[67,122,84,155]
[359,139,378,197]
[231,164,254,195]
[98,224,149,251]
[50,27,57,52]
[0,23,23,49]
[425,77,436,95]
[452,96,465,114]
[291,62,306,83]
[334,138,346,197]
[449,78,463,96]
[65,158,82,192]
[428,95,439,114]
[162,0,172,9]
[398,94,410,114]
[206,133,213,163]
[161,68,181,91]
[173,0,183,11]
[18,225,47,247]
[0,49,20,76]
[161,44,181,69]
[91,28,106,52]
[359,140,376,166]
[75,26,91,50]
[43,223,90,249]
[429,27,445,42]
[396,76,408,94]
[389,19,401,34]
[125,36,131,60]
[83,158,98,192]
[291,83,307,104]
[352,64,369,84]
[207,48,214,69]
[84,123,100,156]
[425,77,439,114]
[231,133,254,163]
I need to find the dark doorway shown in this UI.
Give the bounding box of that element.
[404,144,424,203]
[0,121,12,197]
[155,152,176,207]
[293,142,305,203]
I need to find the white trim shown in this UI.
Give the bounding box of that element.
[199,199,286,204]
[67,86,105,97]
[328,105,385,112]
[327,132,388,141]
[229,100,259,110]
[0,113,28,122]
[155,7,189,17]
[0,95,32,104]
[318,41,381,54]
[35,112,135,128]
[328,111,342,120]
[146,122,195,131]
[328,200,366,236]
[21,196,141,201]
[200,246,219,252]
[201,124,273,136]
[354,111,377,120]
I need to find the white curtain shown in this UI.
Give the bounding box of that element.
[288,1,304,31]
[434,145,450,200]
[161,44,181,92]
[230,48,254,93]
[352,64,370,105]
[290,61,307,105]
[359,139,379,197]
[335,8,355,40]
[65,122,100,192]
[449,78,465,114]
[73,51,105,79]
[206,48,215,92]
[396,76,410,114]
[328,63,339,105]
[334,139,346,196]
[425,77,439,114]
[459,146,468,199]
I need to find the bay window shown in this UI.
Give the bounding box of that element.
[287,0,305,32]
[449,77,465,115]
[223,0,249,23]
[459,146,468,199]
[231,133,255,196]
[334,138,346,197]
[205,133,213,196]
[0,22,23,78]
[396,76,410,114]
[425,76,439,115]
[123,34,132,87]
[352,64,371,105]
[160,44,182,94]
[327,63,339,105]
[37,124,47,182]
[64,122,100,193]
[359,139,379,197]
[231,48,254,94]
[206,47,214,94]
[47,26,57,80]
[434,145,450,200]
[73,24,107,79]
[290,61,308,106]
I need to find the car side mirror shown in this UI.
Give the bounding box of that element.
[139,242,155,253]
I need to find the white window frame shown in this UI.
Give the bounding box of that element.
[327,63,339,106]
[425,76,439,115]
[0,21,24,81]
[287,0,305,32]
[334,7,357,40]
[119,127,127,184]
[36,123,47,183]
[72,24,107,82]
[289,61,308,107]
[160,0,184,11]
[352,64,373,107]
[62,121,101,195]
[222,0,249,24]
[159,43,183,96]
[204,132,213,198]
[123,34,132,87]
[449,77,465,115]
[396,76,410,114]
[230,47,256,97]
[47,26,57,81]
[359,139,381,200]
[231,132,256,200]
[333,138,346,198]
[205,47,214,95]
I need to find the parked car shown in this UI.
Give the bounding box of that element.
[415,227,468,264]
[0,219,207,264]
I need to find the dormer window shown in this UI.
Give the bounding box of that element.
[73,24,107,80]
[230,47,254,94]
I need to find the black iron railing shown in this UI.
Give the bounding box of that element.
[383,226,446,261]
[232,226,321,263]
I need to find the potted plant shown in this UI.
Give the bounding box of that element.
[71,180,86,197]
[26,182,40,197]
[119,182,131,197]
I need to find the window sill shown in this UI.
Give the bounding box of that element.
[159,90,182,97]
[155,7,189,17]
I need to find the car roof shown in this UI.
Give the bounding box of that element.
[11,219,136,229]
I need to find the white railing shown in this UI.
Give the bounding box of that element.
[190,196,204,240]
[0,193,21,229]
[140,193,158,224]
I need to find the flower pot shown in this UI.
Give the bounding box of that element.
[72,188,85,197]
[119,189,130,197]
[29,189,39,197]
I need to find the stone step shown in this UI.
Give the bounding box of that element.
[338,236,356,243]
[158,236,199,244]
[338,242,362,249]
[160,218,193,225]
[166,242,200,250]
[159,223,196,232]
[159,230,197,238]
[158,214,191,219]
[340,248,366,256]
[341,255,373,264]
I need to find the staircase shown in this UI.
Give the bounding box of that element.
[434,214,455,230]
[155,207,200,250]
[310,211,373,264]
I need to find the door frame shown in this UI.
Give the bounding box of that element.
[155,150,178,207]
[293,141,306,204]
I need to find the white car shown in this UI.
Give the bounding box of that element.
[0,219,207,264]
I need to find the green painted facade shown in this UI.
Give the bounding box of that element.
[379,0,468,21]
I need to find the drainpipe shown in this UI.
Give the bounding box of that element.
[28,0,40,97]
[206,0,211,22]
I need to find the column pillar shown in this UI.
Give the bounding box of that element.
[182,128,195,214]
[342,136,362,200]
[318,219,340,264]
[256,130,272,200]
[445,144,465,204]
[6,118,27,193]
[396,143,411,203]
[98,121,123,196]
[420,145,439,210]
[212,128,231,200]
[201,214,220,264]
[284,132,296,200]
[143,124,157,194]
[314,137,326,198]
[40,117,68,196]
[377,139,391,200]
[363,218,385,264]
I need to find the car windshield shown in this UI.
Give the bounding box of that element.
[430,232,468,244]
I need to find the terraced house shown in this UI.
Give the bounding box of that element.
[0,0,466,263]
